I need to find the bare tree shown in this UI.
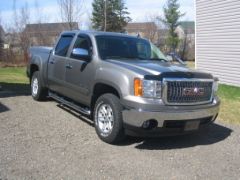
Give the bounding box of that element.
[58,0,84,30]
[180,30,188,60]
[11,0,31,63]
[0,11,2,27]
[179,29,195,61]
[20,4,31,62]
[32,0,52,46]
[0,11,4,62]
[144,14,158,42]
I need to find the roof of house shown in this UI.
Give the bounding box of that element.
[24,22,79,33]
[125,22,157,32]
[179,21,195,34]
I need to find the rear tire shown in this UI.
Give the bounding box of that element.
[31,71,47,101]
[94,93,125,144]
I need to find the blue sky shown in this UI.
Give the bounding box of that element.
[0,0,195,29]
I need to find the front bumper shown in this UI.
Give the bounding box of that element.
[122,98,220,136]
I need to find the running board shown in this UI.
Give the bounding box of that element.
[49,91,91,116]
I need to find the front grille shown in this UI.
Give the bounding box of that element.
[164,80,213,105]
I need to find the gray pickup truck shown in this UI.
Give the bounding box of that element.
[27,30,220,144]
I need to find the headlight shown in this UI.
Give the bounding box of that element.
[134,78,161,98]
[213,80,219,93]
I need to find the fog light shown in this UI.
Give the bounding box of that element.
[142,119,158,130]
[142,120,150,129]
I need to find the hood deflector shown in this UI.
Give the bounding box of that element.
[144,72,213,81]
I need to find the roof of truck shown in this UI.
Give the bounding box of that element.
[61,30,137,38]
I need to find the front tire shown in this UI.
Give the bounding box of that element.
[94,93,125,144]
[31,71,47,101]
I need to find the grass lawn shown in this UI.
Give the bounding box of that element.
[0,66,240,125]
[0,67,28,84]
[217,84,240,124]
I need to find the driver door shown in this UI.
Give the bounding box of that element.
[64,34,94,105]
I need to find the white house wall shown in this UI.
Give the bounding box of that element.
[196,0,240,86]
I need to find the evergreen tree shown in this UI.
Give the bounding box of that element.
[91,0,131,32]
[162,0,184,52]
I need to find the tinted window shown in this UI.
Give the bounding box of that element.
[95,35,151,60]
[73,36,90,50]
[55,36,73,57]
[70,36,92,60]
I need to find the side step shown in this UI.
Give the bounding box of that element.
[49,91,91,116]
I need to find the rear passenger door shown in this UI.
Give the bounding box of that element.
[47,34,74,95]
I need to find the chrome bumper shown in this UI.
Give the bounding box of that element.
[122,101,220,128]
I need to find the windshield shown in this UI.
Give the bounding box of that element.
[95,35,168,61]
[150,43,168,60]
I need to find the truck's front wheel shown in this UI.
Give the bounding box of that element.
[31,71,47,101]
[94,93,125,144]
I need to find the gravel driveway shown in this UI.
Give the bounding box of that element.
[0,89,240,179]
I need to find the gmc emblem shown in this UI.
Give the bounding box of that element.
[183,87,205,96]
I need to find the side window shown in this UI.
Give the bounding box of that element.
[70,36,91,59]
[136,41,151,59]
[55,36,73,57]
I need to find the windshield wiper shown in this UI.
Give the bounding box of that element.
[149,58,168,62]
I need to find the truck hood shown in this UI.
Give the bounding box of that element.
[106,59,191,75]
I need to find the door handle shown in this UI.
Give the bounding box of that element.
[50,59,55,64]
[65,64,73,69]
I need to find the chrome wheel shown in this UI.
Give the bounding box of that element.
[31,78,38,96]
[96,103,114,136]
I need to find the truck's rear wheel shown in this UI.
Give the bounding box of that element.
[31,71,47,101]
[94,93,125,144]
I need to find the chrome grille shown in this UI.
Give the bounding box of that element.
[163,79,213,105]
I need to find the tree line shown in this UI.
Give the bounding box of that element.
[0,0,190,65]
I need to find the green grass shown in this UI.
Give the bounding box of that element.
[217,84,240,124]
[0,66,240,124]
[187,61,195,69]
[0,67,28,84]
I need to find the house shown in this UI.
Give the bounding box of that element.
[125,22,159,43]
[24,22,79,46]
[176,21,195,42]
[196,0,240,87]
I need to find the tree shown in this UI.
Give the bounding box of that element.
[19,4,31,63]
[144,14,160,43]
[180,30,195,61]
[0,11,4,60]
[10,0,31,63]
[58,0,84,30]
[32,0,52,46]
[91,0,131,32]
[161,0,184,52]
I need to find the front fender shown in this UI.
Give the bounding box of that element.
[93,67,131,99]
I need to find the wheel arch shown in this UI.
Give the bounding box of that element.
[30,64,39,81]
[91,82,122,112]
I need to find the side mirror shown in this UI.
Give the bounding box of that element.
[71,48,91,61]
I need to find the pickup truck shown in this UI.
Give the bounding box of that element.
[27,30,220,144]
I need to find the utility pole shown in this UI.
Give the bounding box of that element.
[104,0,107,31]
